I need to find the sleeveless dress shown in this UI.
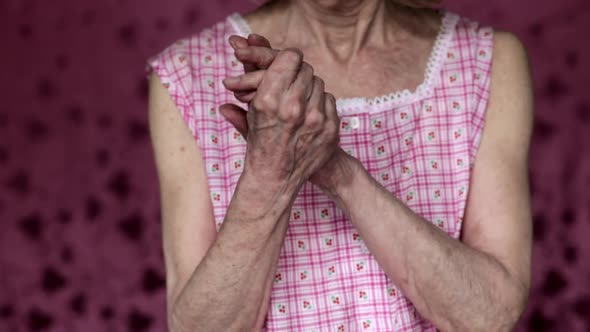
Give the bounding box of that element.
[145,8,494,332]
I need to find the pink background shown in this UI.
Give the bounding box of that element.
[0,0,588,331]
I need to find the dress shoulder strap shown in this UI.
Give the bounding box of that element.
[447,15,495,166]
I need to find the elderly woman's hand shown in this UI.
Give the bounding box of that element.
[219,38,343,193]
[220,34,361,196]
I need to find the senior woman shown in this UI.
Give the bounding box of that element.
[146,0,533,330]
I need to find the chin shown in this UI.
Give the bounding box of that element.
[306,0,369,11]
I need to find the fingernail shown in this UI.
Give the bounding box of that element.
[229,39,238,49]
[223,76,240,85]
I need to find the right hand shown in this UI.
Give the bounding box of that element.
[219,47,341,192]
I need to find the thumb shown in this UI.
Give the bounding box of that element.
[247,33,272,48]
[219,103,249,140]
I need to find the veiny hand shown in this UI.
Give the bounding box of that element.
[219,36,342,193]
[220,34,360,195]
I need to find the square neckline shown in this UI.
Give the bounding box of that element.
[227,9,460,114]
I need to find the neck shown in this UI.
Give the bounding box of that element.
[271,0,399,60]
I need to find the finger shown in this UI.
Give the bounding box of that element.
[222,70,264,104]
[323,92,339,130]
[245,33,272,73]
[235,46,279,70]
[234,90,256,103]
[247,33,271,48]
[245,33,272,76]
[258,48,304,100]
[307,76,325,112]
[219,103,249,139]
[222,70,265,92]
[303,76,327,129]
[287,62,314,102]
[228,35,257,73]
[228,35,249,50]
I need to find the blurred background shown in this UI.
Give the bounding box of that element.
[0,0,588,331]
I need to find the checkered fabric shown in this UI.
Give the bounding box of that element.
[145,8,494,332]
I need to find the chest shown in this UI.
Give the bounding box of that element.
[299,41,434,100]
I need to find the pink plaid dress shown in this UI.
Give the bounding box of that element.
[146,8,494,332]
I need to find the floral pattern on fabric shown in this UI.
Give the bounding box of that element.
[145,9,494,331]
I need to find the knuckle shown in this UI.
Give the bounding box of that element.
[253,92,277,111]
[262,49,275,61]
[301,62,314,75]
[325,92,336,102]
[280,48,303,64]
[236,74,246,85]
[309,111,326,129]
[314,76,325,90]
[280,101,305,122]
[324,93,337,109]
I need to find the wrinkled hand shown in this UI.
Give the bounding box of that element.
[220,34,359,195]
[219,34,345,193]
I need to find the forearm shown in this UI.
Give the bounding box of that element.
[330,159,526,331]
[171,170,300,332]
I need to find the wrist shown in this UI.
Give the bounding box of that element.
[230,165,300,223]
[240,163,303,198]
[313,149,362,200]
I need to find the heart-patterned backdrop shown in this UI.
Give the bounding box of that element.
[0,0,589,331]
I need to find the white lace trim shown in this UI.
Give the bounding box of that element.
[227,10,459,114]
[228,12,252,38]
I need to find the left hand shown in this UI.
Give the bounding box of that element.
[220,34,360,195]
